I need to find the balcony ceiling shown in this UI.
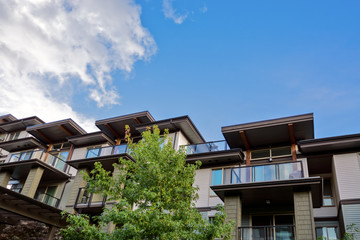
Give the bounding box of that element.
[222,113,314,149]
[96,111,155,140]
[68,153,133,171]
[67,131,115,147]
[186,149,244,167]
[135,116,205,144]
[0,116,44,133]
[27,119,86,144]
[0,137,46,152]
[0,186,66,227]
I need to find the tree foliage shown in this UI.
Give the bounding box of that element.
[60,126,233,239]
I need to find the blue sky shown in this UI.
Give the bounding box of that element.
[1,0,360,141]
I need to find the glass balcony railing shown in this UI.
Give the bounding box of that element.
[217,161,303,186]
[75,187,106,208]
[239,225,295,240]
[182,140,230,155]
[84,144,128,159]
[7,150,74,174]
[34,191,60,208]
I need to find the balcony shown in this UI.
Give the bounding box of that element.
[239,225,295,240]
[7,150,73,175]
[74,188,106,214]
[211,161,323,208]
[34,191,60,208]
[84,144,128,159]
[69,144,131,171]
[229,161,303,184]
[183,140,229,154]
[182,140,243,166]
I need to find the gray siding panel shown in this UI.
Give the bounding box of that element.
[333,153,360,200]
[342,204,360,239]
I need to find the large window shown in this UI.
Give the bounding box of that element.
[7,132,20,141]
[316,227,338,240]
[251,146,291,160]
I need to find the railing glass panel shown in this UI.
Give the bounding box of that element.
[183,140,229,155]
[34,191,60,208]
[85,144,128,159]
[239,225,295,240]
[225,162,303,185]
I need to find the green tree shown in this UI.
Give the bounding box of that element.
[60,126,233,240]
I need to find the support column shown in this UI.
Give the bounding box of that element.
[224,195,242,240]
[101,165,123,233]
[21,167,44,198]
[65,168,89,213]
[293,191,316,240]
[0,171,11,187]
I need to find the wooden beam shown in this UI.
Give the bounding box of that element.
[59,125,73,136]
[246,149,251,166]
[105,123,121,139]
[116,138,121,145]
[34,130,52,144]
[66,144,74,161]
[133,118,141,124]
[240,131,250,150]
[288,124,297,161]
[44,144,53,162]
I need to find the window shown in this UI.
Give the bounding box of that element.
[251,146,291,160]
[7,132,20,141]
[323,179,335,206]
[51,142,71,151]
[316,227,338,240]
[0,133,6,142]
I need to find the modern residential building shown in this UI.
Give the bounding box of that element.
[0,111,359,239]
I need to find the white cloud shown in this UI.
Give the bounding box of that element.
[0,0,156,131]
[162,0,188,24]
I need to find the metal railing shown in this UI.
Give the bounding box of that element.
[239,225,295,240]
[7,150,74,175]
[34,191,60,208]
[10,186,23,193]
[75,187,106,208]
[215,161,303,186]
[85,144,128,159]
[182,140,230,155]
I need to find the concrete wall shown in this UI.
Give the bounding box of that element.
[194,168,211,207]
[175,131,190,150]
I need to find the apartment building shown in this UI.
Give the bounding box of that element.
[0,112,359,240]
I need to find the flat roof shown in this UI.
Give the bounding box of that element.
[0,114,17,123]
[299,133,360,153]
[96,111,155,139]
[135,116,205,144]
[27,119,87,144]
[0,116,44,133]
[222,113,314,149]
